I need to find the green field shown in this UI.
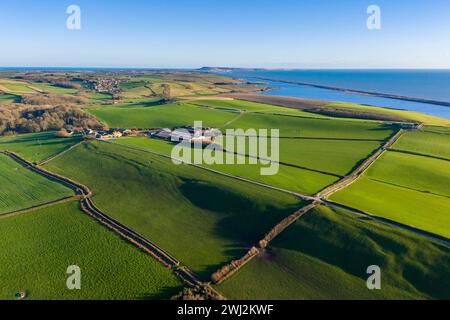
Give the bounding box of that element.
[113,137,339,195]
[187,99,327,117]
[393,130,450,159]
[330,152,450,238]
[29,82,79,94]
[218,136,382,176]
[44,141,303,279]
[218,205,450,300]
[0,132,82,163]
[223,112,395,139]
[0,153,74,214]
[88,102,238,128]
[0,81,35,93]
[0,201,182,300]
[0,93,19,103]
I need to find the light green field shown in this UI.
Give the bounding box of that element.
[88,102,238,128]
[0,201,182,300]
[0,153,74,214]
[187,99,326,117]
[217,136,382,176]
[218,205,450,300]
[44,141,303,279]
[0,132,82,163]
[29,83,79,94]
[223,112,395,139]
[330,152,450,238]
[0,81,35,93]
[327,102,450,126]
[393,130,450,159]
[113,137,339,195]
[364,151,450,198]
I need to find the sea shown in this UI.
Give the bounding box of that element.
[227,69,450,119]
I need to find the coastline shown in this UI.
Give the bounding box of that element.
[249,76,450,108]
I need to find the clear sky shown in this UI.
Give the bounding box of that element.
[0,0,449,68]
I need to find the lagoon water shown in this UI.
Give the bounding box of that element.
[229,70,450,119]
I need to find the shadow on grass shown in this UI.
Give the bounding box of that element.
[179,178,302,279]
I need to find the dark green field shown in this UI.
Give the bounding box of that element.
[0,132,82,163]
[217,205,450,300]
[44,141,303,279]
[0,201,182,300]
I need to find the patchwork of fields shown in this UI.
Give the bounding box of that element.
[330,151,450,238]
[44,141,303,279]
[1,74,449,301]
[217,205,450,300]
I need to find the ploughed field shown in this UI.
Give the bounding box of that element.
[44,141,303,279]
[0,153,74,215]
[0,201,182,300]
[217,205,450,300]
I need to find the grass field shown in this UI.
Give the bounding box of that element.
[218,136,382,176]
[0,201,182,300]
[0,93,19,103]
[187,99,327,117]
[0,80,35,93]
[393,129,450,159]
[88,102,238,128]
[217,205,450,300]
[113,137,339,195]
[44,141,303,279]
[223,112,395,139]
[29,82,79,94]
[330,152,450,238]
[0,132,82,163]
[327,102,450,126]
[0,153,74,214]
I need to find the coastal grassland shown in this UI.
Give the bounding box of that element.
[330,152,450,238]
[217,205,450,300]
[0,201,182,300]
[223,112,395,139]
[327,102,450,126]
[393,129,450,159]
[0,132,82,163]
[44,141,304,279]
[87,102,238,128]
[0,153,74,214]
[112,137,339,195]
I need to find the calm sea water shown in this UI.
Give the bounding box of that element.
[228,70,450,119]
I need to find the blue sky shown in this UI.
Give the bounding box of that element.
[0,0,449,68]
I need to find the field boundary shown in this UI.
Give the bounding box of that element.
[102,139,319,201]
[0,196,79,220]
[2,150,224,299]
[323,200,450,246]
[211,201,320,284]
[37,140,85,165]
[387,148,450,162]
